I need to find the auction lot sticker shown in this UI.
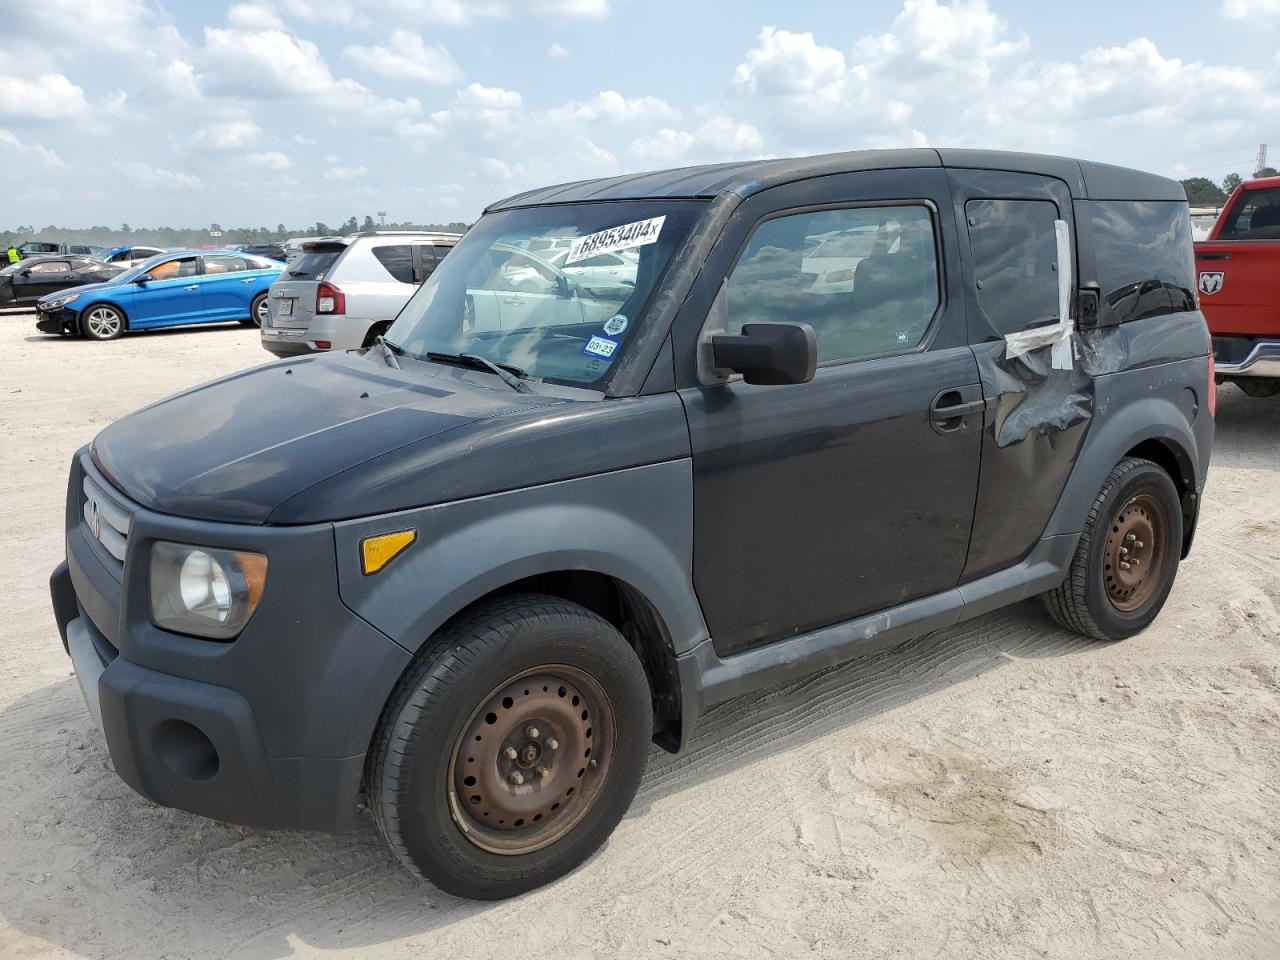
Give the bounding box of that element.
[566,216,665,265]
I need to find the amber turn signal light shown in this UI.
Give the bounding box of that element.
[361,530,416,575]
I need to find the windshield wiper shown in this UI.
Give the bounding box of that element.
[426,351,532,393]
[374,335,400,369]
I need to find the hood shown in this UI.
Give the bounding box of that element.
[91,352,567,524]
[39,277,122,305]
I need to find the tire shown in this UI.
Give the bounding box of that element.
[1236,379,1280,399]
[78,304,125,341]
[1042,457,1183,641]
[369,594,652,900]
[241,292,269,328]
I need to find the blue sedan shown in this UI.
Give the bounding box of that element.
[34,250,282,341]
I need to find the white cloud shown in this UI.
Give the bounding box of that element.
[279,0,608,25]
[0,73,88,121]
[630,115,764,165]
[244,150,292,171]
[855,0,1028,83]
[201,26,334,98]
[543,90,679,125]
[323,164,368,180]
[343,30,463,85]
[228,2,285,30]
[189,120,263,150]
[733,27,847,98]
[547,42,570,59]
[1223,0,1280,20]
[34,144,66,168]
[155,59,201,101]
[0,128,22,151]
[111,160,203,191]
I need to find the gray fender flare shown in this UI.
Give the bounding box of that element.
[332,460,709,659]
[1042,389,1201,541]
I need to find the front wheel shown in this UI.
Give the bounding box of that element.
[79,304,125,341]
[1042,457,1183,641]
[368,594,652,899]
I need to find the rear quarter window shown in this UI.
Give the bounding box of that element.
[1086,200,1196,323]
[370,244,414,283]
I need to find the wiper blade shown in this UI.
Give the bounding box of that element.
[374,336,400,369]
[426,351,532,393]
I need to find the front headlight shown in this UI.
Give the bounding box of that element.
[149,541,268,640]
[45,293,79,309]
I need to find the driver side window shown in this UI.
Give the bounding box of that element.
[725,204,942,364]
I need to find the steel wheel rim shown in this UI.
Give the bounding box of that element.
[87,308,120,337]
[254,297,268,324]
[447,665,614,856]
[1104,493,1169,612]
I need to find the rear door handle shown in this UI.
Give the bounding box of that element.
[240,278,256,283]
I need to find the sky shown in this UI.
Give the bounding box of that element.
[1,0,1278,229]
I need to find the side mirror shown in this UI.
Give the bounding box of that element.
[710,321,817,385]
[133,274,154,284]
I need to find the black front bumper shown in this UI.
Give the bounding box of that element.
[35,307,74,334]
[52,451,411,831]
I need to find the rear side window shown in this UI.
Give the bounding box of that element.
[1087,200,1196,323]
[286,247,343,280]
[725,204,941,364]
[965,198,1060,335]
[1217,187,1280,240]
[203,255,252,274]
[28,261,71,273]
[370,244,414,283]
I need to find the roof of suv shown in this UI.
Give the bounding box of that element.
[487,148,1185,211]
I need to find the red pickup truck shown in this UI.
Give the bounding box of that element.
[1195,175,1280,397]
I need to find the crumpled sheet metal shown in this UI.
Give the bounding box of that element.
[981,346,1094,449]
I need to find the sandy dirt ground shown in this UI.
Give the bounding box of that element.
[1,310,1278,960]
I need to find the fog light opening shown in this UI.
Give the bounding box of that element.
[153,719,220,782]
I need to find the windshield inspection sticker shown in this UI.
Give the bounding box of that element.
[566,216,665,265]
[603,314,629,336]
[583,335,620,360]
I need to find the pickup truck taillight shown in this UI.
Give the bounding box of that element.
[316,281,345,315]
[1207,354,1216,418]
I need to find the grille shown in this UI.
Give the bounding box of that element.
[82,470,132,565]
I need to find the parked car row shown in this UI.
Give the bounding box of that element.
[33,250,280,339]
[0,255,127,307]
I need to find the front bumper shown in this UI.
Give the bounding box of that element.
[1213,337,1280,378]
[36,306,76,334]
[52,451,411,831]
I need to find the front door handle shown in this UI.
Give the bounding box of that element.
[240,278,256,283]
[930,388,985,433]
[184,285,199,291]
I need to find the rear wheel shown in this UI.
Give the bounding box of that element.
[369,594,651,900]
[79,304,125,341]
[1043,457,1183,640]
[241,292,268,328]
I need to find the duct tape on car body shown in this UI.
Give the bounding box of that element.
[1003,220,1074,370]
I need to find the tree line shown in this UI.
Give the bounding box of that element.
[1,215,471,249]
[1179,169,1278,206]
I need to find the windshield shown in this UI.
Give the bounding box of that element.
[388,200,704,388]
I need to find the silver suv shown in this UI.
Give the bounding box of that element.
[261,231,460,356]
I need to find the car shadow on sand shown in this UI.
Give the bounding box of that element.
[22,323,255,344]
[0,599,1094,958]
